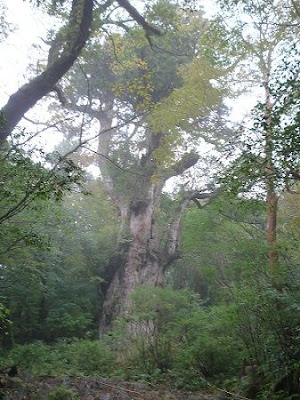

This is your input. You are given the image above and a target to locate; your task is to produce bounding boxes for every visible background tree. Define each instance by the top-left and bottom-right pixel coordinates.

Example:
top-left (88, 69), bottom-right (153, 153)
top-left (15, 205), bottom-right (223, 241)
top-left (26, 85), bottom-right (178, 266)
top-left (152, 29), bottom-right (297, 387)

top-left (208, 0), bottom-right (300, 276)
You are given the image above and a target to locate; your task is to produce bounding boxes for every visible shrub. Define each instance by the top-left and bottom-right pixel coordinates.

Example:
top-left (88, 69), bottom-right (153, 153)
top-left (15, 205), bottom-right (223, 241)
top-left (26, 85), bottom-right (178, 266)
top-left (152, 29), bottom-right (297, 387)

top-left (5, 339), bottom-right (116, 377)
top-left (47, 386), bottom-right (79, 400)
top-left (45, 304), bottom-right (93, 340)
top-left (116, 286), bottom-right (242, 387)
top-left (234, 276), bottom-right (300, 398)
top-left (60, 339), bottom-right (116, 376)
top-left (8, 341), bottom-right (60, 375)
top-left (172, 305), bottom-right (243, 381)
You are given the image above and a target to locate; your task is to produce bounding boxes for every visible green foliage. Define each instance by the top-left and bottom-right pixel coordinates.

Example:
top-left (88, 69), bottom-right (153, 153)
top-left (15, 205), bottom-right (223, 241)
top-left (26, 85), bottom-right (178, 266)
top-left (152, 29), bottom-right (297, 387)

top-left (108, 1), bottom-right (202, 109)
top-left (127, 286), bottom-right (200, 374)
top-left (234, 275), bottom-right (300, 397)
top-left (0, 143), bottom-right (84, 228)
top-left (63, 0), bottom-right (228, 176)
top-left (1, 3), bottom-right (299, 400)
top-left (6, 341), bottom-right (59, 375)
top-left (45, 304), bottom-right (93, 339)
top-left (1, 275), bottom-right (300, 397)
top-left (170, 192), bottom-right (300, 397)
top-left (112, 286), bottom-right (242, 389)
top-left (0, 303), bottom-right (11, 340)
top-left (168, 195), bottom-right (266, 303)
top-left (3, 339), bottom-right (116, 376)
top-left (178, 305), bottom-right (242, 374)
top-left (149, 56), bottom-right (225, 166)
top-left (0, 177), bottom-right (118, 345)
top-left (220, 51), bottom-right (300, 194)
top-left (63, 339), bottom-right (116, 376)
top-left (212, 0), bottom-right (300, 196)
top-left (47, 386), bottom-right (79, 400)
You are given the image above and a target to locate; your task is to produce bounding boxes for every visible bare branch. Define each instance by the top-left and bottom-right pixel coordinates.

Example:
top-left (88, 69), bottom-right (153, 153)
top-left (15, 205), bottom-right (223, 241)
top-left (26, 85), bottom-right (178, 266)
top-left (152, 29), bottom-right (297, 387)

top-left (0, 112), bottom-right (146, 225)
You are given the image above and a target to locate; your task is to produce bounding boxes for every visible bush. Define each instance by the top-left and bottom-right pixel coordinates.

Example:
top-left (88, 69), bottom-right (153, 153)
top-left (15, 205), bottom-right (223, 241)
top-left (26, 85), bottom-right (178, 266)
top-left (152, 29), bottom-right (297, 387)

top-left (234, 276), bottom-right (300, 398)
top-left (124, 287), bottom-right (201, 374)
top-left (115, 286), bottom-right (242, 388)
top-left (4, 339), bottom-right (116, 377)
top-left (59, 339), bottom-right (116, 376)
top-left (45, 304), bottom-right (93, 340)
top-left (171, 304), bottom-right (243, 384)
top-left (8, 341), bottom-right (61, 375)
top-left (4, 281), bottom-right (299, 399)
top-left (47, 386), bottom-right (79, 400)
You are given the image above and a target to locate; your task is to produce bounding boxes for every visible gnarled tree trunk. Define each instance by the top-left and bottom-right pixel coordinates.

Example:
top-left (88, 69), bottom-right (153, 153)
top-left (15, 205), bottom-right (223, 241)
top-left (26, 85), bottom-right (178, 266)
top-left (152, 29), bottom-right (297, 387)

top-left (100, 182), bottom-right (165, 330)
top-left (95, 110), bottom-right (199, 331)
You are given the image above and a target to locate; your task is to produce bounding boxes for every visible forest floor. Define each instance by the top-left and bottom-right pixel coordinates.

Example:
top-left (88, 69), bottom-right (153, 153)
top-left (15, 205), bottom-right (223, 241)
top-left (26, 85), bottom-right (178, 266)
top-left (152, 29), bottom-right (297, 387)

top-left (0, 375), bottom-right (224, 400)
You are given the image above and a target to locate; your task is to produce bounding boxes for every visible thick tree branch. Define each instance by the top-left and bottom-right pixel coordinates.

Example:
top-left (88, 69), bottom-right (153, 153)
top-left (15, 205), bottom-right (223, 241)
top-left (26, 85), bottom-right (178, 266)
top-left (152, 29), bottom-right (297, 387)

top-left (163, 152), bottom-right (199, 179)
top-left (0, 0), bottom-right (163, 146)
top-left (0, 0), bottom-right (95, 146)
top-left (184, 186), bottom-right (223, 209)
top-left (291, 0), bottom-right (300, 19)
top-left (116, 0), bottom-right (162, 36)
top-left (289, 169), bottom-right (300, 180)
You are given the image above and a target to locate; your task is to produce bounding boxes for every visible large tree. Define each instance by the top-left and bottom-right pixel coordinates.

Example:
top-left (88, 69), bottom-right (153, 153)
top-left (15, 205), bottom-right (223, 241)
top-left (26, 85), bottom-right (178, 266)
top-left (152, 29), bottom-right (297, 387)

top-left (48, 0), bottom-right (228, 329)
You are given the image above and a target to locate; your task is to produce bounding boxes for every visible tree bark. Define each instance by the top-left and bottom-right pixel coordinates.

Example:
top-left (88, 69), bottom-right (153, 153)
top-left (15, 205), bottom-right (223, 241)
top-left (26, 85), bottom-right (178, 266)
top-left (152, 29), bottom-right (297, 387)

top-left (100, 181), bottom-right (197, 331)
top-left (266, 188), bottom-right (278, 272)
top-left (263, 56), bottom-right (279, 275)
top-left (0, 0), bottom-right (94, 146)
top-left (100, 182), bottom-right (165, 330)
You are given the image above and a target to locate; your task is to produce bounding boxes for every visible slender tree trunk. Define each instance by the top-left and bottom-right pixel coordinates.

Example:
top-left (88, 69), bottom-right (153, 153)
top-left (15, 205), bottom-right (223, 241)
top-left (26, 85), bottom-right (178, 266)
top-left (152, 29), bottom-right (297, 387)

top-left (263, 66), bottom-right (279, 275)
top-left (265, 133), bottom-right (279, 274)
top-left (266, 187), bottom-right (278, 273)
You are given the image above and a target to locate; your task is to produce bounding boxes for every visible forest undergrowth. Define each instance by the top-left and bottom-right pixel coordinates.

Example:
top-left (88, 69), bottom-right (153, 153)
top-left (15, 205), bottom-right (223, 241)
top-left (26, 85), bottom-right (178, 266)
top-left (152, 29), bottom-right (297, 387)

top-left (1, 278), bottom-right (300, 400)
